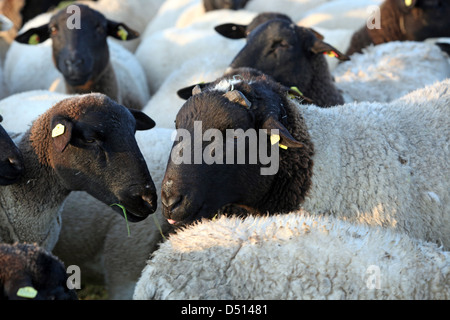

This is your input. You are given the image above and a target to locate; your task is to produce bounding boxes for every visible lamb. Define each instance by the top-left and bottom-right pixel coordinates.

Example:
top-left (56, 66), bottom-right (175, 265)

top-left (160, 68), bottom-right (450, 249)
top-left (346, 0), bottom-right (450, 56)
top-left (0, 116), bottom-right (23, 185)
top-left (334, 40), bottom-right (450, 103)
top-left (52, 127), bottom-right (175, 300)
top-left (206, 13), bottom-right (350, 106)
top-left (7, 5), bottom-right (150, 110)
top-left (133, 213), bottom-right (450, 300)
top-left (0, 242), bottom-right (77, 300)
top-left (0, 93), bottom-right (158, 251)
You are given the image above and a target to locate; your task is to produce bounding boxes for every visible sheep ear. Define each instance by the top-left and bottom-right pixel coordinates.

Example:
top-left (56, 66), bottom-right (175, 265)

top-left (214, 23), bottom-right (248, 39)
top-left (436, 42), bottom-right (450, 56)
top-left (262, 116), bottom-right (304, 149)
top-left (177, 83), bottom-right (209, 100)
top-left (51, 118), bottom-right (73, 153)
top-left (128, 109), bottom-right (156, 131)
top-left (223, 90), bottom-right (252, 109)
top-left (3, 275), bottom-right (37, 300)
top-left (309, 28), bottom-right (324, 41)
top-left (15, 24), bottom-right (50, 45)
top-left (310, 39), bottom-right (350, 61)
top-left (107, 20), bottom-right (139, 41)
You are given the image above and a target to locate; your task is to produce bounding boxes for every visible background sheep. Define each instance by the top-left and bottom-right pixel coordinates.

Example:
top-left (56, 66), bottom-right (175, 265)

top-left (161, 70), bottom-right (450, 249)
top-left (0, 116), bottom-right (23, 185)
top-left (334, 41), bottom-right (450, 103)
top-left (346, 0), bottom-right (450, 56)
top-left (0, 0), bottom-right (24, 61)
top-left (0, 242), bottom-right (77, 300)
top-left (0, 93), bottom-right (158, 251)
top-left (133, 213), bottom-right (450, 300)
top-left (5, 5), bottom-right (150, 109)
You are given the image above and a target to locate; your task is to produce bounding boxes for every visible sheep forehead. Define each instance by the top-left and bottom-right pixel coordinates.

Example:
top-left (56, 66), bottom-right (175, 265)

top-left (212, 78), bottom-right (251, 93)
top-left (51, 4), bottom-right (105, 25)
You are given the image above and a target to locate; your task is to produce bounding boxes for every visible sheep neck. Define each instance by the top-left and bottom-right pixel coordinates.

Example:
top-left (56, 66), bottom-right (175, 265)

top-left (65, 62), bottom-right (119, 102)
top-left (0, 130), bottom-right (70, 251)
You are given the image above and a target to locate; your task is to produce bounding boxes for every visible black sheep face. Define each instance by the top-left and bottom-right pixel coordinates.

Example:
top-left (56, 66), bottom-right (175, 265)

top-left (162, 73), bottom-right (306, 225)
top-left (398, 0), bottom-right (450, 40)
top-left (0, 119), bottom-right (24, 186)
top-left (203, 0), bottom-right (250, 11)
top-left (46, 95), bottom-right (157, 222)
top-left (15, 4), bottom-right (138, 87)
top-left (222, 19), bottom-right (348, 90)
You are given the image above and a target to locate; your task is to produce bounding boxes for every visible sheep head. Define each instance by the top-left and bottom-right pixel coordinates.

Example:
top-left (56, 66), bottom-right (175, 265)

top-left (163, 69), bottom-right (314, 225)
top-left (29, 93), bottom-right (157, 222)
top-left (203, 0), bottom-right (250, 12)
top-left (14, 5), bottom-right (139, 89)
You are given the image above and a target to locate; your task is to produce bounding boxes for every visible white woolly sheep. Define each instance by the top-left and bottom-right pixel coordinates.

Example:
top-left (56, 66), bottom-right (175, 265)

top-left (5, 5), bottom-right (150, 109)
top-left (0, 0), bottom-right (24, 61)
top-left (52, 127), bottom-right (175, 300)
top-left (0, 242), bottom-right (77, 300)
top-left (133, 213), bottom-right (450, 300)
top-left (0, 93), bottom-right (158, 251)
top-left (334, 41), bottom-right (450, 103)
top-left (161, 69), bottom-right (450, 249)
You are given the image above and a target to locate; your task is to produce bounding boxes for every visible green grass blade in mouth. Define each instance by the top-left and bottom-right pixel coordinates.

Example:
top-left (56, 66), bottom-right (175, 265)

top-left (110, 203), bottom-right (131, 237)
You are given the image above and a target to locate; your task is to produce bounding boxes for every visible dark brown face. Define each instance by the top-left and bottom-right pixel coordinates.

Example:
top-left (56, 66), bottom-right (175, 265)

top-left (203, 0), bottom-right (250, 11)
top-left (0, 120), bottom-right (24, 186)
top-left (48, 95), bottom-right (157, 222)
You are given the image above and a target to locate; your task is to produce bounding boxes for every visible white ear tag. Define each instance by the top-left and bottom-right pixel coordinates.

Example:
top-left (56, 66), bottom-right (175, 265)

top-left (52, 124), bottom-right (65, 138)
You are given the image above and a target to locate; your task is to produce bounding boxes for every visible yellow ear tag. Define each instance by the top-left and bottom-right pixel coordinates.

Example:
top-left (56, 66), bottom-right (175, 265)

top-left (279, 144), bottom-right (288, 150)
top-left (17, 286), bottom-right (38, 299)
top-left (326, 51), bottom-right (338, 58)
top-left (117, 26), bottom-right (128, 41)
top-left (52, 124), bottom-right (65, 138)
top-left (405, 0), bottom-right (412, 6)
top-left (28, 34), bottom-right (40, 45)
top-left (270, 134), bottom-right (280, 145)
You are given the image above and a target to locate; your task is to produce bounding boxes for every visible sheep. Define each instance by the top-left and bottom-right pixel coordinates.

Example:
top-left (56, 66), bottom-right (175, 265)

top-left (346, 0), bottom-right (450, 56)
top-left (52, 127), bottom-right (175, 300)
top-left (0, 93), bottom-right (158, 251)
top-left (160, 68), bottom-right (450, 250)
top-left (6, 5), bottom-right (150, 110)
top-left (0, 116), bottom-right (23, 185)
top-left (209, 13), bottom-right (350, 107)
top-left (333, 40), bottom-right (450, 103)
top-left (0, 242), bottom-right (77, 300)
top-left (133, 213), bottom-right (450, 300)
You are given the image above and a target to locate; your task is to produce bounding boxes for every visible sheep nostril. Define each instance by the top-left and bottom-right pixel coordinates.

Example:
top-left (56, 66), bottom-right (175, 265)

top-left (8, 157), bottom-right (23, 170)
top-left (161, 194), bottom-right (183, 211)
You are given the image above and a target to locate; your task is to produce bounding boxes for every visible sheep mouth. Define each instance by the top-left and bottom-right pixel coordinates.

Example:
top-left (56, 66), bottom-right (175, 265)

top-left (110, 204), bottom-right (150, 223)
top-left (0, 173), bottom-right (22, 185)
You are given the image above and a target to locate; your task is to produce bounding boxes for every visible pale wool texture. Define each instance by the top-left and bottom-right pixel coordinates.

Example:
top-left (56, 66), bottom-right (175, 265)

top-left (133, 213), bottom-right (450, 300)
top-left (334, 41), bottom-right (450, 103)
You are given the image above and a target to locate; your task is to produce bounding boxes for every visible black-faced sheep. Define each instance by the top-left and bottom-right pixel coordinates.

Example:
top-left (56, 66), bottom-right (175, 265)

top-left (0, 242), bottom-right (77, 300)
top-left (0, 93), bottom-right (157, 251)
top-left (13, 4), bottom-right (148, 110)
top-left (180, 13), bottom-right (349, 107)
top-left (346, 0), bottom-right (450, 56)
top-left (0, 116), bottom-right (23, 185)
top-left (161, 68), bottom-right (450, 249)
top-left (203, 0), bottom-right (249, 11)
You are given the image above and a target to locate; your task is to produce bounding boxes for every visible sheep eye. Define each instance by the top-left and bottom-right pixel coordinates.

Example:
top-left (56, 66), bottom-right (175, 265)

top-left (50, 26), bottom-right (58, 36)
top-left (84, 138), bottom-right (96, 144)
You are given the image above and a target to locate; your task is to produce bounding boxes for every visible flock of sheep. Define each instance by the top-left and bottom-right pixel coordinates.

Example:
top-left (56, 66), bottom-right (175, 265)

top-left (0, 0), bottom-right (449, 300)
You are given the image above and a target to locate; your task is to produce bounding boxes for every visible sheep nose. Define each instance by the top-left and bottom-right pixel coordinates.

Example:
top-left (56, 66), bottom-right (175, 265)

top-left (8, 157), bottom-right (23, 171)
top-left (161, 192), bottom-right (183, 211)
top-left (64, 58), bottom-right (84, 69)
